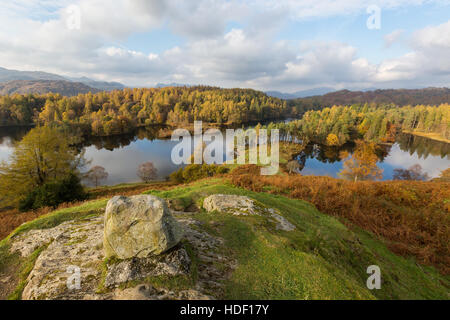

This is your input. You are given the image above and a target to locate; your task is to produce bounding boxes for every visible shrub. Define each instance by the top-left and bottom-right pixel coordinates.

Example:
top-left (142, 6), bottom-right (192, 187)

top-left (169, 164), bottom-right (229, 183)
top-left (19, 174), bottom-right (87, 211)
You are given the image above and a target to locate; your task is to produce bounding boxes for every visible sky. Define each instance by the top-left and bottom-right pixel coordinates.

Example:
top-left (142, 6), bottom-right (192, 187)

top-left (1, 0), bottom-right (450, 92)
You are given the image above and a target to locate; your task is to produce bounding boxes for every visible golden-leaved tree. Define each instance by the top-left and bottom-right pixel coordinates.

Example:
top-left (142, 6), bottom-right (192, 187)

top-left (0, 126), bottom-right (87, 206)
top-left (339, 140), bottom-right (383, 182)
top-left (326, 133), bottom-right (340, 146)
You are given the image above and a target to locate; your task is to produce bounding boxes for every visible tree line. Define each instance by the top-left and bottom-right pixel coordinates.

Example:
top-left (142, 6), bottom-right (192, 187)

top-left (0, 86), bottom-right (297, 136)
top-left (264, 103), bottom-right (450, 146)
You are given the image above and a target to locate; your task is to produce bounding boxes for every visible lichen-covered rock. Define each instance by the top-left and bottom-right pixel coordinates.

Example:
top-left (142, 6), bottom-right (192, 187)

top-left (20, 216), bottom-right (105, 300)
top-left (268, 209), bottom-right (296, 231)
top-left (112, 285), bottom-right (212, 300)
top-left (8, 207), bottom-right (230, 300)
top-left (203, 194), bottom-right (260, 216)
top-left (104, 247), bottom-right (191, 288)
top-left (104, 195), bottom-right (184, 259)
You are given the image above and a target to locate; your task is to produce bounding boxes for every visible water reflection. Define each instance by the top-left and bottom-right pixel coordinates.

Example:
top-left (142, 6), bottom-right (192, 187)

top-left (0, 127), bottom-right (449, 184)
top-left (295, 134), bottom-right (449, 179)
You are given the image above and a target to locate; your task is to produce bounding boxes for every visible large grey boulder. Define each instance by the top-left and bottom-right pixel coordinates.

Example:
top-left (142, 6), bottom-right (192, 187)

top-left (104, 195), bottom-right (183, 259)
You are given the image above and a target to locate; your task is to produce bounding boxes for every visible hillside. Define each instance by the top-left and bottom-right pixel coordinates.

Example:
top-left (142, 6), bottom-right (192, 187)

top-left (68, 77), bottom-right (126, 91)
top-left (0, 80), bottom-right (99, 96)
top-left (0, 179), bottom-right (448, 300)
top-left (266, 87), bottom-right (335, 99)
top-left (0, 67), bottom-right (125, 93)
top-left (293, 88), bottom-right (450, 107)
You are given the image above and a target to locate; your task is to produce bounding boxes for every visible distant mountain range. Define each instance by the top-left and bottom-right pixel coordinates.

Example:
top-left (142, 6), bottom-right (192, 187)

top-left (0, 80), bottom-right (100, 96)
top-left (0, 67), bottom-right (126, 95)
top-left (155, 82), bottom-right (193, 88)
top-left (0, 67), bottom-right (66, 82)
top-left (266, 87), bottom-right (336, 99)
top-left (67, 76), bottom-right (126, 91)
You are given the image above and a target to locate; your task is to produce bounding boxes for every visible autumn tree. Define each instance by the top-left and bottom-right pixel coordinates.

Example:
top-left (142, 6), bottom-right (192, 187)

top-left (0, 126), bottom-right (87, 206)
top-left (339, 140), bottom-right (383, 182)
top-left (137, 162), bottom-right (158, 183)
top-left (286, 160), bottom-right (302, 174)
top-left (393, 164), bottom-right (429, 181)
top-left (326, 133), bottom-right (340, 146)
top-left (433, 167), bottom-right (450, 182)
top-left (85, 166), bottom-right (109, 187)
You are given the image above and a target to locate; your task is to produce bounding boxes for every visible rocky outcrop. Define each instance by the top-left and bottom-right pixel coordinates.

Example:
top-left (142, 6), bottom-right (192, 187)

top-left (104, 247), bottom-right (191, 288)
top-left (8, 202), bottom-right (232, 300)
top-left (7, 193), bottom-right (295, 300)
top-left (203, 194), bottom-right (261, 216)
top-left (104, 195), bottom-right (184, 259)
top-left (18, 216), bottom-right (105, 300)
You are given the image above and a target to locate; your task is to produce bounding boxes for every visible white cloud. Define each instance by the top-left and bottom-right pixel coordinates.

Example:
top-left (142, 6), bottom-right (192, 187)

top-left (0, 1), bottom-right (450, 90)
top-left (249, 0), bottom-right (442, 20)
top-left (384, 29), bottom-right (404, 48)
top-left (413, 20), bottom-right (450, 49)
top-left (251, 42), bottom-right (377, 91)
top-left (374, 20), bottom-right (450, 85)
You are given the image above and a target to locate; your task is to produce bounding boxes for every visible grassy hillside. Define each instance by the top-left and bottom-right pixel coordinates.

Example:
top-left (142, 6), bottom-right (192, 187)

top-left (231, 166), bottom-right (450, 275)
top-left (145, 180), bottom-right (449, 300)
top-left (2, 178), bottom-right (447, 300)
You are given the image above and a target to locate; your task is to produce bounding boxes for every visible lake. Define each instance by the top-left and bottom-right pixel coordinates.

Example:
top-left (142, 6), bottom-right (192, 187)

top-left (0, 126), bottom-right (449, 185)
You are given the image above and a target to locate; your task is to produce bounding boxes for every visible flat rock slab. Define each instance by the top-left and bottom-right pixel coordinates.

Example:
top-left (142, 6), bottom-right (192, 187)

top-left (19, 216), bottom-right (105, 300)
top-left (203, 194), bottom-right (296, 231)
top-left (105, 247), bottom-right (191, 288)
top-left (268, 210), bottom-right (296, 231)
top-left (112, 284), bottom-right (212, 300)
top-left (203, 194), bottom-right (262, 216)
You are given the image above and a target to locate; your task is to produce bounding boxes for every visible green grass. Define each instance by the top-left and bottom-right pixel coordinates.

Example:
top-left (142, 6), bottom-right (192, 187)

top-left (86, 181), bottom-right (166, 192)
top-left (147, 179), bottom-right (450, 300)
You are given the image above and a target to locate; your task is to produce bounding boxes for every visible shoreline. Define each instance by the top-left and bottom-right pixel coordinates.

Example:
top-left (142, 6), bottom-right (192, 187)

top-left (402, 131), bottom-right (450, 144)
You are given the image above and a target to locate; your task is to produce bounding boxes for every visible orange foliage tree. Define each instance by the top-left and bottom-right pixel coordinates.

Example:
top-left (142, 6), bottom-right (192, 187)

top-left (339, 140), bottom-right (383, 182)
